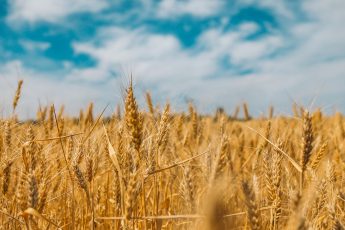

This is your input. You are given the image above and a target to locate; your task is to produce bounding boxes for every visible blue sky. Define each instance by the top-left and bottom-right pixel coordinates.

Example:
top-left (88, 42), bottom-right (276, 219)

top-left (0, 0), bottom-right (345, 118)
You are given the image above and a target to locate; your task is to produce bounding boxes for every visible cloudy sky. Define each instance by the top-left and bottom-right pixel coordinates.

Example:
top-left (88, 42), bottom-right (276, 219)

top-left (0, 0), bottom-right (344, 118)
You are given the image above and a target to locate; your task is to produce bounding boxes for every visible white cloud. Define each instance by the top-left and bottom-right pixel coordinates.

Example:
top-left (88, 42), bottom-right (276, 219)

top-left (7, 0), bottom-right (108, 24)
top-left (72, 27), bottom-right (198, 83)
top-left (196, 24), bottom-right (283, 67)
top-left (230, 36), bottom-right (282, 64)
top-left (256, 0), bottom-right (294, 20)
top-left (72, 22), bottom-right (276, 85)
top-left (237, 0), bottom-right (295, 20)
top-left (19, 40), bottom-right (50, 52)
top-left (157, 0), bottom-right (224, 18)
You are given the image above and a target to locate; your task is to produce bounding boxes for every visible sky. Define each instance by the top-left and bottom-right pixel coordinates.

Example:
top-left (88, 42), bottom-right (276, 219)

top-left (0, 0), bottom-right (345, 118)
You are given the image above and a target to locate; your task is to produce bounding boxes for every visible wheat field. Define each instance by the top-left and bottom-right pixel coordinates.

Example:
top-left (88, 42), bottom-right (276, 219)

top-left (0, 80), bottom-right (344, 230)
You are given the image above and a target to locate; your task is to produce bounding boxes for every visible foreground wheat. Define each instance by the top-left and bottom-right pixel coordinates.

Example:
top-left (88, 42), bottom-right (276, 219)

top-left (0, 80), bottom-right (344, 229)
